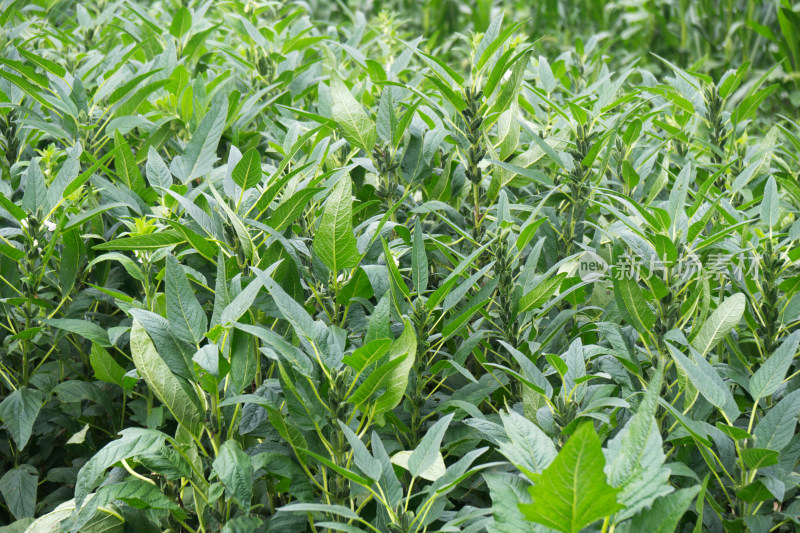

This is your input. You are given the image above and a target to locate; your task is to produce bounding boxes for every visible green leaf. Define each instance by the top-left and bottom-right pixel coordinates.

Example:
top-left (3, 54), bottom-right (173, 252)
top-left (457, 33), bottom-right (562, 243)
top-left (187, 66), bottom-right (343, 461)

top-left (75, 427), bottom-right (166, 506)
top-left (213, 440), bottom-right (253, 509)
top-left (170, 6), bottom-right (192, 38)
top-left (166, 253), bottom-right (207, 345)
top-left (232, 148), bottom-right (262, 190)
top-left (93, 231), bottom-right (185, 251)
top-left (411, 217), bottom-right (428, 295)
top-left (760, 176), bottom-right (780, 229)
top-left (613, 276), bottom-right (655, 335)
top-left (750, 331), bottom-right (800, 400)
top-left (0, 465), bottom-right (37, 520)
top-left (619, 486), bottom-right (700, 533)
top-left (497, 409), bottom-right (557, 475)
top-left (268, 187), bottom-right (323, 232)
top-left (113, 131), bottom-right (154, 202)
top-left (90, 344), bottom-right (128, 388)
top-left (485, 472), bottom-right (536, 533)
top-left (376, 86), bottom-right (398, 144)
top-left (739, 448), bottom-right (779, 470)
top-left (0, 387), bottom-right (44, 450)
top-left (408, 413), bottom-right (454, 479)
top-left (44, 318), bottom-right (111, 347)
top-left (519, 273), bottom-right (567, 313)
top-left (220, 277), bottom-right (263, 326)
top-left (337, 421), bottom-right (382, 481)
top-left (330, 74), bottom-right (376, 151)
top-left (690, 293), bottom-right (745, 356)
top-left (372, 318), bottom-right (417, 417)
top-left (754, 389), bottom-right (800, 451)
top-left (145, 147), bottom-right (172, 190)
top-left (519, 422), bottom-right (624, 533)
top-left (314, 175), bottom-right (359, 273)
top-left (604, 364), bottom-right (672, 520)
top-left (22, 160), bottom-right (46, 213)
top-left (666, 343), bottom-right (737, 417)
top-left (130, 320), bottom-right (204, 436)
top-left (279, 502), bottom-right (359, 521)
top-left (174, 96), bottom-right (228, 183)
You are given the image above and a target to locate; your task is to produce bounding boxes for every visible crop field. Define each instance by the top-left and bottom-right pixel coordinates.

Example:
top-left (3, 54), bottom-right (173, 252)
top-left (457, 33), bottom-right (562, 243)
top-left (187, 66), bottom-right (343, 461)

top-left (1, 0), bottom-right (800, 532)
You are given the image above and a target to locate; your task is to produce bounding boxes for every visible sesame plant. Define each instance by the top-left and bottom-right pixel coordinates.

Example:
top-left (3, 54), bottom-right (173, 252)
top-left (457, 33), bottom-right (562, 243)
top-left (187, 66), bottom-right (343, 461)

top-left (1, 1), bottom-right (800, 532)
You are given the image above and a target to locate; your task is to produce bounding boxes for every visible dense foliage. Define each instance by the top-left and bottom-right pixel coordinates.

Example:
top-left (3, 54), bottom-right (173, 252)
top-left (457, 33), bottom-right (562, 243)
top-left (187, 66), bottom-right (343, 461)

top-left (1, 0), bottom-right (800, 532)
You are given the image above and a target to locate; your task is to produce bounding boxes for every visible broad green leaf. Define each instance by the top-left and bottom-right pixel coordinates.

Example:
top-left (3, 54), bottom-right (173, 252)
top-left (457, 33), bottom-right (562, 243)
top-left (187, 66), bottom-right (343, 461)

top-left (314, 175), bottom-right (359, 273)
top-left (90, 344), bottom-right (128, 387)
top-left (166, 253), bottom-right (207, 345)
top-left (497, 409), bottom-right (557, 475)
top-left (740, 448), bottom-right (779, 470)
top-left (22, 499), bottom-right (123, 533)
top-left (754, 389), bottom-right (800, 451)
top-left (485, 472), bottom-right (536, 533)
top-left (0, 465), bottom-right (37, 519)
top-left (372, 318), bottom-right (417, 417)
top-left (268, 187), bottom-right (323, 232)
top-left (130, 320), bottom-right (204, 436)
top-left (330, 74), bottom-right (376, 150)
top-left (604, 364), bottom-right (672, 520)
top-left (75, 427), bottom-right (166, 506)
top-left (520, 422), bottom-right (623, 533)
top-left (22, 160), bottom-right (46, 213)
top-left (618, 486), bottom-right (700, 533)
top-left (376, 86), bottom-right (397, 144)
top-left (690, 293), bottom-right (745, 356)
top-left (0, 388), bottom-right (44, 450)
top-left (213, 440), bottom-right (253, 509)
top-left (749, 331), bottom-right (800, 399)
